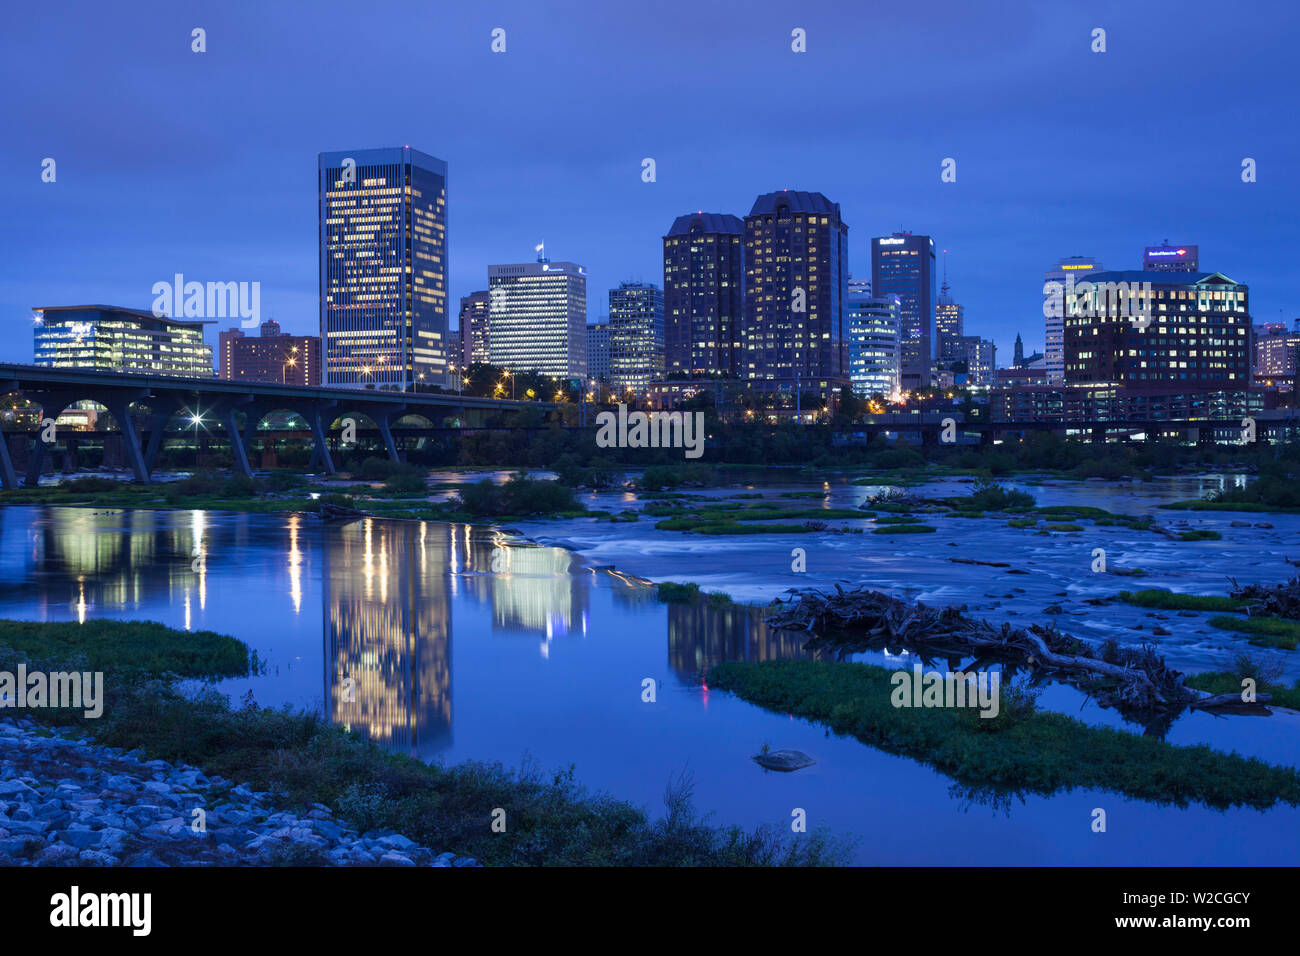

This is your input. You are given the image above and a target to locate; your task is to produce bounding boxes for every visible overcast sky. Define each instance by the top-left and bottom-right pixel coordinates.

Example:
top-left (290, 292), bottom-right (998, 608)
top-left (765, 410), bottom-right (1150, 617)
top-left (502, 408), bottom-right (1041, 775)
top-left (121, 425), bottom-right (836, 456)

top-left (3, 0), bottom-right (1297, 364)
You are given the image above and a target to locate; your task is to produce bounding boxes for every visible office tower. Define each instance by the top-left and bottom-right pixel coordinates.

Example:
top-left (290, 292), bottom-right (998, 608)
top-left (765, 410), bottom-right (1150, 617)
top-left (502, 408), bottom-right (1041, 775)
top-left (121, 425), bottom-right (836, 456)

top-left (1143, 243), bottom-right (1198, 273)
top-left (960, 336), bottom-right (996, 386)
top-left (223, 324), bottom-right (321, 386)
top-left (846, 290), bottom-right (901, 400)
top-left (318, 146), bottom-right (448, 389)
top-left (1064, 270), bottom-right (1251, 386)
top-left (587, 319), bottom-right (611, 383)
top-left (218, 327), bottom-right (245, 379)
top-left (935, 280), bottom-right (965, 366)
top-left (459, 291), bottom-right (490, 367)
top-left (1252, 320), bottom-right (1300, 392)
top-left (608, 281), bottom-right (665, 396)
top-left (487, 258), bottom-right (587, 378)
top-left (742, 190), bottom-right (849, 396)
top-left (1044, 256), bottom-right (1102, 384)
top-left (871, 232), bottom-right (936, 392)
top-left (33, 305), bottom-right (213, 377)
top-left (662, 212), bottom-right (745, 377)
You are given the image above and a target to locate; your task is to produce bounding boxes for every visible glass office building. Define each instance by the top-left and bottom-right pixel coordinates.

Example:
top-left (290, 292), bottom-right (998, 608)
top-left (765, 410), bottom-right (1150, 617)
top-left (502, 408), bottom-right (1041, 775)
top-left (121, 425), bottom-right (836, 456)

top-left (1044, 256), bottom-right (1102, 385)
top-left (871, 232), bottom-right (936, 392)
top-left (608, 281), bottom-right (664, 396)
top-left (846, 291), bottom-right (901, 400)
top-left (33, 305), bottom-right (213, 377)
top-left (319, 146), bottom-right (449, 389)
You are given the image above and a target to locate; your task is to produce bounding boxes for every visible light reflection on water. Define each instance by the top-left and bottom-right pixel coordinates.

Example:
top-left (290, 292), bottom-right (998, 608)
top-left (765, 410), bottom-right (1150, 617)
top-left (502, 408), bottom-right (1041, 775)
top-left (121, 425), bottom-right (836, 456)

top-left (0, 502), bottom-right (1296, 865)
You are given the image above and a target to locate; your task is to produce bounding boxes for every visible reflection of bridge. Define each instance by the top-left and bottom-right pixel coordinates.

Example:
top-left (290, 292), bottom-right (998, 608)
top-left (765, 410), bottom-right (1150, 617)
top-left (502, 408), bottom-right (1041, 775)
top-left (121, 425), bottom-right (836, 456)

top-left (0, 363), bottom-right (554, 488)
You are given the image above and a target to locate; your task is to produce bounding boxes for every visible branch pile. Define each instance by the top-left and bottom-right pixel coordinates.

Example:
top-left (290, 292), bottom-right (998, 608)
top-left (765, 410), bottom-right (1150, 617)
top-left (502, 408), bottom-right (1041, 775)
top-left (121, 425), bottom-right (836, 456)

top-left (1229, 574), bottom-right (1300, 620)
top-left (765, 585), bottom-right (1269, 724)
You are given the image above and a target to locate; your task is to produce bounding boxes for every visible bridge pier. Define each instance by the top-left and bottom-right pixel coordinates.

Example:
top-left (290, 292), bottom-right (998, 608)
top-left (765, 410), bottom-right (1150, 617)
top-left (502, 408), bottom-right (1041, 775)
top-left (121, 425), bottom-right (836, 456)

top-left (142, 398), bottom-right (182, 478)
top-left (104, 394), bottom-right (150, 483)
top-left (221, 404), bottom-right (253, 478)
top-left (0, 433), bottom-right (17, 490)
top-left (373, 407), bottom-right (404, 463)
top-left (300, 402), bottom-right (336, 476)
top-left (24, 391), bottom-right (80, 487)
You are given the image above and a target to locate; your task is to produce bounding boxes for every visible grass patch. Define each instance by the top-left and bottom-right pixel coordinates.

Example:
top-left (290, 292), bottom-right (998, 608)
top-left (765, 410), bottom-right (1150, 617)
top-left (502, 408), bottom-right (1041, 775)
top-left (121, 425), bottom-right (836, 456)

top-left (870, 524), bottom-right (936, 535)
top-left (873, 515), bottom-right (921, 525)
top-left (707, 659), bottom-right (1300, 809)
top-left (0, 618), bottom-right (253, 679)
top-left (1177, 529), bottom-right (1223, 541)
top-left (1118, 590), bottom-right (1247, 612)
top-left (1043, 523), bottom-right (1085, 532)
top-left (1007, 518), bottom-right (1037, 529)
top-left (1207, 615), bottom-right (1300, 650)
top-left (1184, 672), bottom-right (1300, 710)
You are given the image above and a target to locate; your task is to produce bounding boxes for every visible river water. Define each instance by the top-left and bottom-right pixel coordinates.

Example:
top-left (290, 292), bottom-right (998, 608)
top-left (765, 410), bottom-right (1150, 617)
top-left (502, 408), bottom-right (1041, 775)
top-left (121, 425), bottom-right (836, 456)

top-left (0, 471), bottom-right (1296, 865)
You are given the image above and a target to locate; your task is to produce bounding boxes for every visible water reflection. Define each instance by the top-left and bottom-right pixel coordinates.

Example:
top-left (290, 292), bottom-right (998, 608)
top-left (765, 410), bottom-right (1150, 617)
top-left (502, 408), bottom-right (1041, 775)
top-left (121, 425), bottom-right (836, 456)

top-left (665, 601), bottom-right (823, 680)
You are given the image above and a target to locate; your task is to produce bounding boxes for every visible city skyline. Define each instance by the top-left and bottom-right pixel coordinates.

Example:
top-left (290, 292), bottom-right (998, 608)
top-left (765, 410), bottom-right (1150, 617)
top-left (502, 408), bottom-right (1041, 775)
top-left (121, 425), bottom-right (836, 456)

top-left (4, 0), bottom-right (1297, 371)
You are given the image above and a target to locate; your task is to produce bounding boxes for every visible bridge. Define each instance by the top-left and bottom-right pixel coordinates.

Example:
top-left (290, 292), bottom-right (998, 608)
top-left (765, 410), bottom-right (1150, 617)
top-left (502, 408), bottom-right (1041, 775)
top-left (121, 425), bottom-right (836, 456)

top-left (0, 363), bottom-right (555, 489)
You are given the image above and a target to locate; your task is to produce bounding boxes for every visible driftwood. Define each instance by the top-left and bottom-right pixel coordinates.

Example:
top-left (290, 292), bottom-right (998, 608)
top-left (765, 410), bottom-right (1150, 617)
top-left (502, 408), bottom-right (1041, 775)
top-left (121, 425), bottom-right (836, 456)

top-left (1228, 574), bottom-right (1300, 620)
top-left (764, 585), bottom-right (1271, 728)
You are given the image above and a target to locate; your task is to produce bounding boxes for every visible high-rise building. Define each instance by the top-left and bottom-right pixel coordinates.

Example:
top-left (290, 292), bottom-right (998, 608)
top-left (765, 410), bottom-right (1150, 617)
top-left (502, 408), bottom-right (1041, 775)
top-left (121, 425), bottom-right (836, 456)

top-left (487, 258), bottom-right (587, 378)
top-left (1044, 256), bottom-right (1102, 384)
top-left (960, 336), bottom-right (996, 386)
top-left (586, 318), bottom-right (611, 384)
top-left (218, 327), bottom-right (245, 379)
top-left (846, 290), bottom-right (901, 400)
top-left (222, 323), bottom-right (321, 386)
top-left (33, 305), bottom-right (213, 377)
top-left (1143, 243), bottom-right (1198, 273)
top-left (608, 281), bottom-right (665, 396)
top-left (459, 291), bottom-right (490, 367)
top-left (742, 190), bottom-right (849, 397)
top-left (318, 146), bottom-right (449, 390)
top-left (871, 232), bottom-right (936, 392)
top-left (1252, 320), bottom-right (1300, 392)
top-left (662, 212), bottom-right (745, 378)
top-left (1064, 270), bottom-right (1251, 386)
top-left (935, 280), bottom-right (965, 366)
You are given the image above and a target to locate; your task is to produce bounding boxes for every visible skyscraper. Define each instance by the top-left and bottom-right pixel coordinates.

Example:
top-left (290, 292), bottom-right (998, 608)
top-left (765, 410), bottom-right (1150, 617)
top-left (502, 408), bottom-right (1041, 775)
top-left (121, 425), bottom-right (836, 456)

top-left (935, 280), bottom-right (965, 366)
top-left (871, 232), bottom-right (936, 392)
top-left (318, 146), bottom-right (448, 390)
top-left (662, 212), bottom-right (745, 378)
top-left (846, 289), bottom-right (901, 400)
top-left (1043, 255), bottom-right (1102, 384)
top-left (742, 190), bottom-right (849, 397)
top-left (586, 319), bottom-right (611, 384)
top-left (458, 291), bottom-right (490, 366)
top-left (487, 258), bottom-right (587, 378)
top-left (608, 281), bottom-right (665, 396)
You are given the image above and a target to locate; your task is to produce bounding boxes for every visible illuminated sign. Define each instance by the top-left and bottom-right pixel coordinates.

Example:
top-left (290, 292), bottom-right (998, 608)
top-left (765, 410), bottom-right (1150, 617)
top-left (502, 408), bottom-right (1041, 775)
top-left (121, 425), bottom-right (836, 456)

top-left (878, 238), bottom-right (906, 246)
top-left (1060, 264), bottom-right (1096, 270)
top-left (67, 322), bottom-right (93, 338)
top-left (1147, 248), bottom-right (1187, 257)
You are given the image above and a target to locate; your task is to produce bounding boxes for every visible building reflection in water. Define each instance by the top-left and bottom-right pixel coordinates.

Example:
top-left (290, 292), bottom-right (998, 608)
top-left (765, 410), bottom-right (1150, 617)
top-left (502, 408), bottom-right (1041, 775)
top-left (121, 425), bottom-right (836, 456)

top-left (323, 518), bottom-right (453, 756)
top-left (665, 598), bottom-right (824, 681)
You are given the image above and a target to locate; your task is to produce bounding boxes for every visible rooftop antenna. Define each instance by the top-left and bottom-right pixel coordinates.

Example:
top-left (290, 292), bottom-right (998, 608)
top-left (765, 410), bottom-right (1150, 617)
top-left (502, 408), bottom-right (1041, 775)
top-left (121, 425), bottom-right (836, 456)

top-left (535, 241), bottom-right (547, 263)
top-left (941, 250), bottom-right (950, 296)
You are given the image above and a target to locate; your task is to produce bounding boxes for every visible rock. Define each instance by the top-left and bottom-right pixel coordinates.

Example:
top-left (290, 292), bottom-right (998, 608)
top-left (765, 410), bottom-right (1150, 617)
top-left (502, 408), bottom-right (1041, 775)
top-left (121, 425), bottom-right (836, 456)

top-left (375, 834), bottom-right (418, 852)
top-left (1254, 522), bottom-right (1274, 529)
top-left (0, 781), bottom-right (36, 798)
top-left (56, 828), bottom-right (103, 850)
top-left (379, 851), bottom-right (416, 867)
top-left (752, 749), bottom-right (816, 772)
top-left (452, 857), bottom-right (479, 868)
top-left (1152, 626), bottom-right (1172, 636)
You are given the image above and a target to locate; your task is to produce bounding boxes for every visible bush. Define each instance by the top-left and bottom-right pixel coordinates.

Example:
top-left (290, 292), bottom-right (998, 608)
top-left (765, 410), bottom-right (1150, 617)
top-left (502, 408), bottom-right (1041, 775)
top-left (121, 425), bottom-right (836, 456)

top-left (966, 478), bottom-right (1035, 512)
top-left (384, 471), bottom-right (428, 494)
top-left (456, 472), bottom-right (582, 516)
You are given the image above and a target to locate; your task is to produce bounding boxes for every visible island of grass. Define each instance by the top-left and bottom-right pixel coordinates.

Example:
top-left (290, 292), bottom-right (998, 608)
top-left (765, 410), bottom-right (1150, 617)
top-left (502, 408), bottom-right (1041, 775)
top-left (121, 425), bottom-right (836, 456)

top-left (2, 617), bottom-right (845, 866)
top-left (1118, 589), bottom-right (1300, 649)
top-left (707, 659), bottom-right (1300, 809)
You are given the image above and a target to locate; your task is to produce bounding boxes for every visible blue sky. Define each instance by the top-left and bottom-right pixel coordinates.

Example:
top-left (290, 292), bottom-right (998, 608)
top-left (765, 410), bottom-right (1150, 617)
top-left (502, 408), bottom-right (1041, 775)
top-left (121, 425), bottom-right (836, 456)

top-left (3, 0), bottom-right (1297, 365)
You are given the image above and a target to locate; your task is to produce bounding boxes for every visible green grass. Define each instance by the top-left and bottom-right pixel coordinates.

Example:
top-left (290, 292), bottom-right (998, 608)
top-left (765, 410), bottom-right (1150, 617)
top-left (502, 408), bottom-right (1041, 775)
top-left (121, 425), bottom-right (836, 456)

top-left (1162, 501), bottom-right (1291, 513)
top-left (708, 659), bottom-right (1300, 809)
top-left (1007, 518), bottom-right (1037, 528)
top-left (0, 618), bottom-right (253, 678)
top-left (1043, 523), bottom-right (1085, 532)
top-left (870, 524), bottom-right (936, 535)
top-left (1178, 529), bottom-right (1223, 541)
top-left (1118, 589), bottom-right (1247, 612)
top-left (873, 515), bottom-right (921, 525)
top-left (1207, 615), bottom-right (1300, 650)
top-left (1183, 672), bottom-right (1300, 710)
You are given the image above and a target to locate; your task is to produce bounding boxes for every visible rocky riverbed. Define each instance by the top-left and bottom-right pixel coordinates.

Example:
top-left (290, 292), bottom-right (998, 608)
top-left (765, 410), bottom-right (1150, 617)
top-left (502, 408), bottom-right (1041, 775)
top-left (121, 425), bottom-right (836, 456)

top-left (0, 717), bottom-right (478, 867)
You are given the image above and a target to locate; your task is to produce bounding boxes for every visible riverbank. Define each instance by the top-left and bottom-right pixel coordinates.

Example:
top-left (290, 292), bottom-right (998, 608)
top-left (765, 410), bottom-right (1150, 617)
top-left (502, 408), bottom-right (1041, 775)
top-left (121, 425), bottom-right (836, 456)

top-left (0, 618), bottom-right (848, 866)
